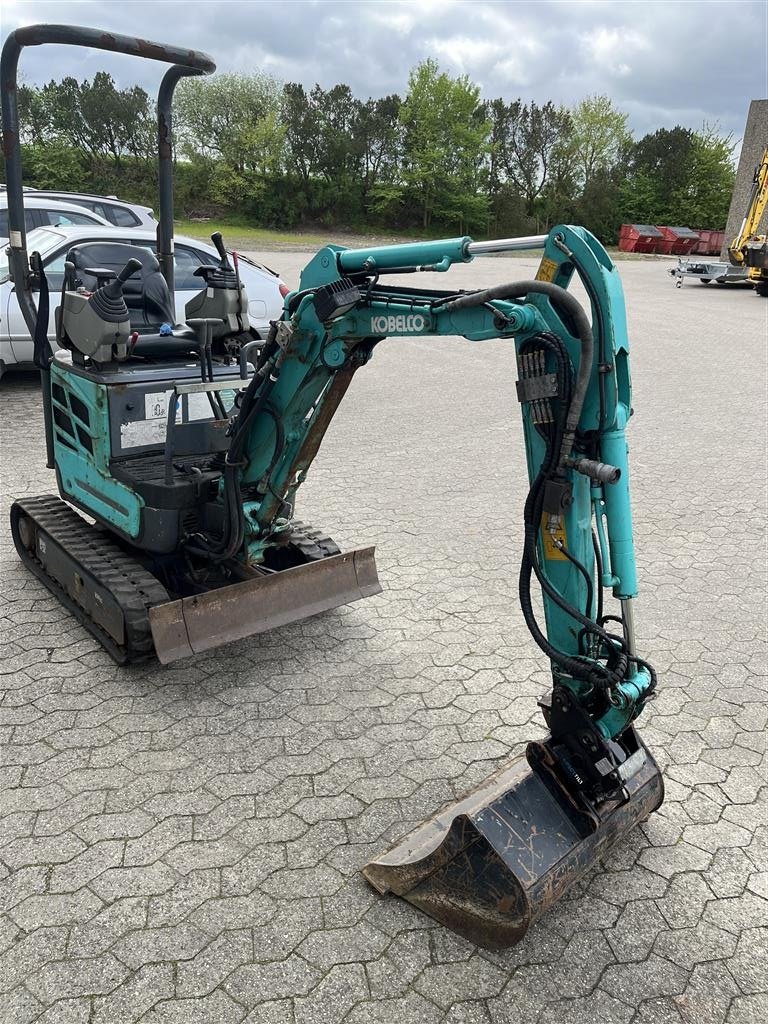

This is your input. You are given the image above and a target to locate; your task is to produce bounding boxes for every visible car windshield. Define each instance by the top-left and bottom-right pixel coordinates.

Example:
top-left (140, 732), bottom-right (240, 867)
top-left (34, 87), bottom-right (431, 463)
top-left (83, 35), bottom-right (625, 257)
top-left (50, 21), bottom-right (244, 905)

top-left (0, 228), bottom-right (66, 284)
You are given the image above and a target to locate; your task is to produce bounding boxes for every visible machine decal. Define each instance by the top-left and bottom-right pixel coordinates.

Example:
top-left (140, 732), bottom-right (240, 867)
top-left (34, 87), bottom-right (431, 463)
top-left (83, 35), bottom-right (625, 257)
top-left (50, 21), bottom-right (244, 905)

top-left (540, 513), bottom-right (568, 560)
top-left (145, 390), bottom-right (174, 419)
top-left (370, 313), bottom-right (428, 334)
top-left (535, 257), bottom-right (559, 283)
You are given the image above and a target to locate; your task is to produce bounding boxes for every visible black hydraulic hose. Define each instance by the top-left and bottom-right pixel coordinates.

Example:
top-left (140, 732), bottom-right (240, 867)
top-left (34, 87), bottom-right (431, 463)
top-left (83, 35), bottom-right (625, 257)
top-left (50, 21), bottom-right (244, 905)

top-left (516, 333), bottom-right (628, 691)
top-left (445, 281), bottom-right (593, 469)
top-left (555, 540), bottom-right (594, 619)
top-left (592, 530), bottom-right (604, 623)
top-left (260, 404), bottom-right (286, 483)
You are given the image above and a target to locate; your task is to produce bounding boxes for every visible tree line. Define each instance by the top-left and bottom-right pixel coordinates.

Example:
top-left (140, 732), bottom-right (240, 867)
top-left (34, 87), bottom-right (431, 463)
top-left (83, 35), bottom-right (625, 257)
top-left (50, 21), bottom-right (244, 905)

top-left (9, 60), bottom-right (736, 242)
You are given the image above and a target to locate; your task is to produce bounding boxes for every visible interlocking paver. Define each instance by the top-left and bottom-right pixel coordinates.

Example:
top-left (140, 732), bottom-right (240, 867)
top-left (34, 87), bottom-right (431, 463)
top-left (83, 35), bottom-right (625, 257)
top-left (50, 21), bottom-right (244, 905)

top-left (92, 964), bottom-right (174, 1024)
top-left (224, 954), bottom-right (321, 1006)
top-left (138, 990), bottom-right (245, 1023)
top-left (176, 929), bottom-right (252, 996)
top-left (1, 257), bottom-right (766, 1023)
top-left (674, 961), bottom-right (741, 1024)
top-left (27, 953), bottom-right (130, 1001)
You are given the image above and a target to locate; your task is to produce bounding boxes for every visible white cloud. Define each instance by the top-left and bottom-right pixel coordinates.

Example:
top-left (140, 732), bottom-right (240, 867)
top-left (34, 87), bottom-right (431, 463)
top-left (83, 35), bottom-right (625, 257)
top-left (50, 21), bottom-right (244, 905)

top-left (2, 0), bottom-right (765, 140)
top-left (580, 26), bottom-right (650, 77)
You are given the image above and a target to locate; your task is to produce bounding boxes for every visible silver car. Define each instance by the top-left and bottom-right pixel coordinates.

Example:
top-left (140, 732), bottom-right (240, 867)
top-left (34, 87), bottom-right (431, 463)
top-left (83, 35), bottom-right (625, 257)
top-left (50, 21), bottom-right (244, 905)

top-left (2, 188), bottom-right (155, 229)
top-left (0, 197), bottom-right (110, 242)
top-left (0, 225), bottom-right (288, 376)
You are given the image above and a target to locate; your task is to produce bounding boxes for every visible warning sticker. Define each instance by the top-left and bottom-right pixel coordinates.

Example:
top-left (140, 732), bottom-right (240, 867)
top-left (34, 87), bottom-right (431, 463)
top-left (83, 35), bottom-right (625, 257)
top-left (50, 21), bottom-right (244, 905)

top-left (120, 418), bottom-right (168, 448)
top-left (535, 257), bottom-right (559, 283)
top-left (540, 513), bottom-right (568, 560)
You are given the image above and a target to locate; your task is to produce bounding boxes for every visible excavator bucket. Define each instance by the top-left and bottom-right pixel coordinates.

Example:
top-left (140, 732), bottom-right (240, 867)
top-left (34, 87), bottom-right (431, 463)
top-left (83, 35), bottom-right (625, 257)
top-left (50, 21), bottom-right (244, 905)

top-left (149, 547), bottom-right (381, 664)
top-left (363, 740), bottom-right (663, 949)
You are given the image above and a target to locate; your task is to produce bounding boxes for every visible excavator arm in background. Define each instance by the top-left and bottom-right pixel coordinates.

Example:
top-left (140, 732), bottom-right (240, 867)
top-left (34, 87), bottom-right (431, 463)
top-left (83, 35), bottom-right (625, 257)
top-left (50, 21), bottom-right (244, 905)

top-left (728, 146), bottom-right (768, 293)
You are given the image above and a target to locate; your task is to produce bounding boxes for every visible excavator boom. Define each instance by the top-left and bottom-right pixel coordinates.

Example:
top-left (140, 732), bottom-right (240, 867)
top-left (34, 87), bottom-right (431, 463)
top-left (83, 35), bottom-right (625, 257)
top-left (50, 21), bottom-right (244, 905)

top-left (728, 146), bottom-right (768, 289)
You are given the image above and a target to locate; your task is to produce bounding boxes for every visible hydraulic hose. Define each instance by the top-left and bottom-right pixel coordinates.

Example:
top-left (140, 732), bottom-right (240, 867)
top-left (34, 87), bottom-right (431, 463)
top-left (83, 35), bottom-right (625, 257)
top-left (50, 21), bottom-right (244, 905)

top-left (515, 331), bottom-right (627, 695)
top-left (444, 281), bottom-right (593, 469)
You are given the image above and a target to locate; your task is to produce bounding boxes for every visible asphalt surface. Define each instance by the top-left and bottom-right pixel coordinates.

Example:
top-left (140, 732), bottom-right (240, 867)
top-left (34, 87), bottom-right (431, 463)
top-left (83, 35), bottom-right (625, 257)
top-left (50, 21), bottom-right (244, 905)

top-left (1, 254), bottom-right (766, 1024)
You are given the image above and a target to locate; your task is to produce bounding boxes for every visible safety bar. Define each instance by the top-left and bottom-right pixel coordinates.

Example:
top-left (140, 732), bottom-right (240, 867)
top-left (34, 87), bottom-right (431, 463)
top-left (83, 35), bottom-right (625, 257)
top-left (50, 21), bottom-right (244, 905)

top-left (1, 24), bottom-right (214, 468)
top-left (157, 64), bottom-right (207, 305)
top-left (466, 235), bottom-right (548, 254)
top-left (1, 24), bottom-right (215, 337)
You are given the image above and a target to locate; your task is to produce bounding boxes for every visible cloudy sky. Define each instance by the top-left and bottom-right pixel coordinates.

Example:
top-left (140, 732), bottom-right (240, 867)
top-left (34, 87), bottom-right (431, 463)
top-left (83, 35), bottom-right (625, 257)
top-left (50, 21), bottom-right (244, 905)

top-left (3, 0), bottom-right (766, 143)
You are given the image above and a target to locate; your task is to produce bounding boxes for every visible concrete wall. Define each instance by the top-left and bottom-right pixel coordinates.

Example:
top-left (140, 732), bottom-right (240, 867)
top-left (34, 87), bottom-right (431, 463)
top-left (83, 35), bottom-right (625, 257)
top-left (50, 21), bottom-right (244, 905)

top-left (721, 99), bottom-right (768, 258)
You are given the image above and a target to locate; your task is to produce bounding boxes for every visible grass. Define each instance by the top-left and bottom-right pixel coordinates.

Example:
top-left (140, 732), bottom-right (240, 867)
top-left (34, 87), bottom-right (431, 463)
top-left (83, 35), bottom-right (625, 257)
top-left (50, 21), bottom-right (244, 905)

top-left (174, 219), bottom-right (331, 249)
top-left (174, 216), bottom-right (657, 259)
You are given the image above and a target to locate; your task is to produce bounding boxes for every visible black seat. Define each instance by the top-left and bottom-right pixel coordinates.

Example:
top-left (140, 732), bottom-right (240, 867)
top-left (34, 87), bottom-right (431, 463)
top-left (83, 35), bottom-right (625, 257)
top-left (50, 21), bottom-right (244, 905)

top-left (66, 242), bottom-right (199, 359)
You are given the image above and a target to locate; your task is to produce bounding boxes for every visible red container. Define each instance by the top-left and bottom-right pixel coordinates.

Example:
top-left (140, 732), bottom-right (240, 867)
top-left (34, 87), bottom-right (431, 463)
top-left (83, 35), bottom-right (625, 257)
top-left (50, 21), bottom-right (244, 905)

top-left (618, 224), bottom-right (664, 253)
top-left (692, 229), bottom-right (725, 255)
top-left (656, 226), bottom-right (700, 256)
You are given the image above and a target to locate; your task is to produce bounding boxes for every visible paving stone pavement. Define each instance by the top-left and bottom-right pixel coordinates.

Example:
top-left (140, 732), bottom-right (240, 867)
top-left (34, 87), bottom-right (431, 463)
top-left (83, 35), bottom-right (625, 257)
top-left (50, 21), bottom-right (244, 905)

top-left (1, 253), bottom-right (766, 1023)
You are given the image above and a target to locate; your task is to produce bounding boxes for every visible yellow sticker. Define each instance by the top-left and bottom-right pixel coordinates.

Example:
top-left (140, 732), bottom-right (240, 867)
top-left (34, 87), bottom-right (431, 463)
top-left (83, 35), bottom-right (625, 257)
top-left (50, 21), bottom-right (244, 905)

top-left (541, 513), bottom-right (568, 560)
top-left (535, 257), bottom-right (559, 283)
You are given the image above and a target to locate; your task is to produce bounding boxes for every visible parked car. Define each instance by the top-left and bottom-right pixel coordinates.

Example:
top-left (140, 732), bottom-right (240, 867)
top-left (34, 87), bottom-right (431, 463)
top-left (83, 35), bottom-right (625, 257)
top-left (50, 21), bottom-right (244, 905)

top-left (0, 197), bottom-right (110, 242)
top-left (0, 185), bottom-right (155, 229)
top-left (19, 190), bottom-right (156, 228)
top-left (0, 225), bottom-right (288, 377)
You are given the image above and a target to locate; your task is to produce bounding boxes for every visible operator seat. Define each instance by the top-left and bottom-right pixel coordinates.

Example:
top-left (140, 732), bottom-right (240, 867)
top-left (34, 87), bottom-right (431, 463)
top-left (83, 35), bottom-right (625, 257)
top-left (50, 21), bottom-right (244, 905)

top-left (65, 242), bottom-right (197, 358)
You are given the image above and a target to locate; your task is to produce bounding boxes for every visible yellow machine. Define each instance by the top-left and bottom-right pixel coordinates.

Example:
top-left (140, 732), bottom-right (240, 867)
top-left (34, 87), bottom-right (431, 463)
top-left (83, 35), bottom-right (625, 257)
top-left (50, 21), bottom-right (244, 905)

top-left (728, 146), bottom-right (768, 295)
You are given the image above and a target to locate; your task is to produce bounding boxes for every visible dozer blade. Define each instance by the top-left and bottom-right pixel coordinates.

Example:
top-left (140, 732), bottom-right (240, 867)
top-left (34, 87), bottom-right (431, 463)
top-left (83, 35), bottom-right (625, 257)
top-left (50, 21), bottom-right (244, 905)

top-left (363, 740), bottom-right (663, 949)
top-left (149, 547), bottom-right (381, 664)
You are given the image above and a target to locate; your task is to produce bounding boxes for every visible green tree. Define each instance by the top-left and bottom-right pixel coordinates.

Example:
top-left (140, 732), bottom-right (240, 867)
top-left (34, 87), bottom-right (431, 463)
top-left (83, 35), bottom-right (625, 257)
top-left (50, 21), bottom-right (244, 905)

top-left (488, 98), bottom-right (573, 222)
top-left (620, 124), bottom-right (734, 227)
top-left (281, 82), bottom-right (321, 194)
top-left (400, 59), bottom-right (489, 231)
top-left (24, 73), bottom-right (155, 169)
top-left (569, 94), bottom-right (631, 185)
top-left (621, 126), bottom-right (695, 223)
top-left (682, 124), bottom-right (736, 227)
top-left (175, 72), bottom-right (285, 176)
top-left (357, 95), bottom-right (402, 208)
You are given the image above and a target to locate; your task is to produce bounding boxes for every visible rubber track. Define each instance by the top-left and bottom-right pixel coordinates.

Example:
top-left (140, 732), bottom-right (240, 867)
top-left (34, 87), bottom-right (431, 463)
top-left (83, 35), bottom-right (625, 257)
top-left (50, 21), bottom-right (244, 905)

top-left (10, 495), bottom-right (170, 665)
top-left (288, 520), bottom-right (341, 562)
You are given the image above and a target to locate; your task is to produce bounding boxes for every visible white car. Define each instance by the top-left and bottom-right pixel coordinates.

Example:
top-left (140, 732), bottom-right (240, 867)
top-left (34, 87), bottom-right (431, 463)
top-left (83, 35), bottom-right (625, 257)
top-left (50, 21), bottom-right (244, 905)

top-left (0, 225), bottom-right (288, 376)
top-left (15, 190), bottom-right (155, 229)
top-left (0, 197), bottom-right (110, 242)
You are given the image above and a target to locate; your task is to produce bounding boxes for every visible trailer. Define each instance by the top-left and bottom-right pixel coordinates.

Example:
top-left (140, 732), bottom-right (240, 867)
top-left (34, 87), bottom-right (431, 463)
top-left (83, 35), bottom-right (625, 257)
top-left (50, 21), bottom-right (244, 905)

top-left (668, 258), bottom-right (749, 287)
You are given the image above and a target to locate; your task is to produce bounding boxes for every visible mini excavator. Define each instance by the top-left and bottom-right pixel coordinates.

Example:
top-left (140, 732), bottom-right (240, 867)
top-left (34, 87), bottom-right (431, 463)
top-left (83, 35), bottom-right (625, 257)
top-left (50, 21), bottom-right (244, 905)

top-left (2, 26), bottom-right (664, 949)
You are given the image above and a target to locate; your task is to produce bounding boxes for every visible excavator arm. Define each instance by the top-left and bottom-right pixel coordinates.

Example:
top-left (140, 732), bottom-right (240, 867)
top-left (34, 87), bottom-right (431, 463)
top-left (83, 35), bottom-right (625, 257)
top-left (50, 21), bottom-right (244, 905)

top-left (209, 227), bottom-right (655, 753)
top-left (187, 226), bottom-right (663, 948)
top-left (728, 146), bottom-right (768, 271)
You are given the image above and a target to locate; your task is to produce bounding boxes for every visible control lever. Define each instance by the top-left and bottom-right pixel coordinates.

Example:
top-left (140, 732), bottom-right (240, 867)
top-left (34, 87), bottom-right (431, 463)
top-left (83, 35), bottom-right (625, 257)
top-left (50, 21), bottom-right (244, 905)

top-left (187, 316), bottom-right (228, 419)
top-left (84, 258), bottom-right (142, 295)
top-left (210, 231), bottom-right (233, 270)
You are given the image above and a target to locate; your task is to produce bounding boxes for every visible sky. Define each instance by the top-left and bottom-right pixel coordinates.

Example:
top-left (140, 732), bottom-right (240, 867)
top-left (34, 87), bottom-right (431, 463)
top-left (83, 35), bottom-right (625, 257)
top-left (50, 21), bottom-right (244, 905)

top-left (2, 0), bottom-right (766, 145)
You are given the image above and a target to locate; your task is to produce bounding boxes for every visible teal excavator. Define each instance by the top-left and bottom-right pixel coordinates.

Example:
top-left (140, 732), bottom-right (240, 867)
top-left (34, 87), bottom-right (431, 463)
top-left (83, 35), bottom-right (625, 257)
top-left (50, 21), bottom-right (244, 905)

top-left (2, 26), bottom-right (663, 949)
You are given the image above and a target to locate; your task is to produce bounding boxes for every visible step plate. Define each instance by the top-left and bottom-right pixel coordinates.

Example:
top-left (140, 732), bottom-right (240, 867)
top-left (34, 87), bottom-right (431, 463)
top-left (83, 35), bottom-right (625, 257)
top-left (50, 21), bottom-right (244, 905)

top-left (149, 546), bottom-right (381, 663)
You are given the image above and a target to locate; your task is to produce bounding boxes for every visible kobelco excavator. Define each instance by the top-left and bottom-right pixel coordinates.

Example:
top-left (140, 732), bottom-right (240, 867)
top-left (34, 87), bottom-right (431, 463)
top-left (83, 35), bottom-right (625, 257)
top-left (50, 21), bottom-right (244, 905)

top-left (2, 26), bottom-right (663, 949)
